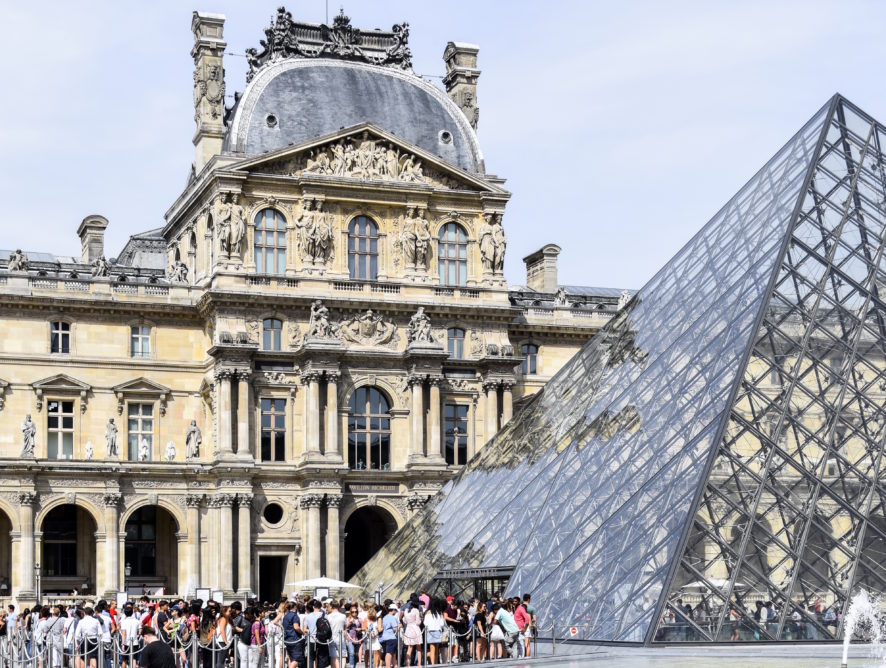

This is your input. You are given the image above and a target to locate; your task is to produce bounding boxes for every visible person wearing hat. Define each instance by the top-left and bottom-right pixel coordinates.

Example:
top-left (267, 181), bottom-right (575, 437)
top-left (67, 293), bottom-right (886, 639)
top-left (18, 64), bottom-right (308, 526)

top-left (379, 605), bottom-right (400, 668)
top-left (139, 625), bottom-right (175, 668)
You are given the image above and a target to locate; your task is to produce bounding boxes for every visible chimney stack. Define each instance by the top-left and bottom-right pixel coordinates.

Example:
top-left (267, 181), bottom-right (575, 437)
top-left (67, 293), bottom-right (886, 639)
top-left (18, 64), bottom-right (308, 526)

top-left (77, 215), bottom-right (109, 263)
top-left (523, 244), bottom-right (561, 293)
top-left (443, 42), bottom-right (480, 130)
top-left (191, 12), bottom-right (227, 173)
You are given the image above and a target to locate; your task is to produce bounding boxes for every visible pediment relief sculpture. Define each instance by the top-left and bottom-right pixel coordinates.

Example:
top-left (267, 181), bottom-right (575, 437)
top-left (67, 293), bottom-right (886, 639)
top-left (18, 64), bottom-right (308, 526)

top-left (262, 132), bottom-right (465, 190)
top-left (336, 310), bottom-right (398, 347)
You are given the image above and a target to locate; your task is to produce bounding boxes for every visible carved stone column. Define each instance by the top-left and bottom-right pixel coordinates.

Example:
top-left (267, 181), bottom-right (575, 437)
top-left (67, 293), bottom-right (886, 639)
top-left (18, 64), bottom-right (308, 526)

top-left (428, 377), bottom-right (442, 459)
top-left (185, 494), bottom-right (203, 596)
top-left (216, 370), bottom-right (234, 457)
top-left (325, 494), bottom-right (342, 580)
top-left (213, 494), bottom-right (236, 593)
top-left (18, 492), bottom-right (36, 598)
top-left (484, 381), bottom-right (499, 445)
top-left (302, 373), bottom-right (322, 457)
top-left (300, 494), bottom-right (323, 579)
top-left (409, 377), bottom-right (425, 459)
top-left (501, 382), bottom-right (514, 426)
top-left (325, 373), bottom-right (339, 458)
top-left (236, 370), bottom-right (252, 459)
top-left (102, 493), bottom-right (122, 595)
top-left (236, 493), bottom-right (253, 595)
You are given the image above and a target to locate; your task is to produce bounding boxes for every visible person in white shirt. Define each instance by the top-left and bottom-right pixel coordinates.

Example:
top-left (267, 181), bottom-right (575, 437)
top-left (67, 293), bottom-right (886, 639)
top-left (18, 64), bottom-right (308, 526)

top-left (325, 601), bottom-right (347, 668)
top-left (46, 607), bottom-right (66, 668)
top-left (120, 606), bottom-right (141, 668)
top-left (74, 608), bottom-right (103, 668)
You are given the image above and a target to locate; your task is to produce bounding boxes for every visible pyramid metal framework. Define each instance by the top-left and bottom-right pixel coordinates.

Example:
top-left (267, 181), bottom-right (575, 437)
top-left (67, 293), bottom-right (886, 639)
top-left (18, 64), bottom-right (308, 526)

top-left (352, 95), bottom-right (886, 644)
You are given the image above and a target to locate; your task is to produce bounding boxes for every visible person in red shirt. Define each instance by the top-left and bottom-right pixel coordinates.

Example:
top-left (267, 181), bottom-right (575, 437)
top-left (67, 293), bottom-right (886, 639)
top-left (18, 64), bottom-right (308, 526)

top-left (512, 597), bottom-right (530, 657)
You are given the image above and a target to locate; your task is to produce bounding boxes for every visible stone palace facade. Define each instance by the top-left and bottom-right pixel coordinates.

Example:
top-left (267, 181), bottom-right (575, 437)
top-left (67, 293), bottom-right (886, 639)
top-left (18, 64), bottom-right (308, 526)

top-left (0, 8), bottom-right (626, 603)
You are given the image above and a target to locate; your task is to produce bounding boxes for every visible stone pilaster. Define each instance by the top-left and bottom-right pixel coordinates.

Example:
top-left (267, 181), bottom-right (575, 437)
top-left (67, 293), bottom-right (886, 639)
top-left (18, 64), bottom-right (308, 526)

top-left (215, 369), bottom-right (234, 458)
top-left (325, 494), bottom-right (342, 580)
top-left (409, 376), bottom-right (425, 461)
top-left (300, 494), bottom-right (324, 579)
top-left (501, 381), bottom-right (514, 425)
top-left (17, 492), bottom-right (36, 599)
top-left (325, 373), bottom-right (340, 459)
top-left (302, 372), bottom-right (322, 460)
top-left (484, 381), bottom-right (499, 444)
top-left (101, 493), bottom-right (122, 596)
top-left (211, 494), bottom-right (236, 593)
top-left (236, 493), bottom-right (253, 595)
top-left (236, 370), bottom-right (252, 460)
top-left (185, 494), bottom-right (203, 596)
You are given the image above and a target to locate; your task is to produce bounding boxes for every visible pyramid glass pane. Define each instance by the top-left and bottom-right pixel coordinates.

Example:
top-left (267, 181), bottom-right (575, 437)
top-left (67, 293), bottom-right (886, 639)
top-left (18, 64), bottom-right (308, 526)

top-left (353, 96), bottom-right (886, 645)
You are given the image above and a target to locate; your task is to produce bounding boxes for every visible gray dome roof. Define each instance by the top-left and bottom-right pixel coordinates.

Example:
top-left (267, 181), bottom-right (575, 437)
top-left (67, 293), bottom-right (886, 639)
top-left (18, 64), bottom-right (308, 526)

top-left (225, 59), bottom-right (483, 173)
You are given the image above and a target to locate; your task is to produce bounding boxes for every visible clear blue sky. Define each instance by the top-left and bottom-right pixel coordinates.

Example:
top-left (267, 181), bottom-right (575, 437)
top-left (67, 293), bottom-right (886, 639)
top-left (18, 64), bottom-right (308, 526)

top-left (2, 1), bottom-right (885, 290)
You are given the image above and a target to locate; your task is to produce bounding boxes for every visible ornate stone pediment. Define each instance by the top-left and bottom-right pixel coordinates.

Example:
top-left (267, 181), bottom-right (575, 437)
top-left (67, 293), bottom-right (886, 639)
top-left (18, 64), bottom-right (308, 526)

top-left (31, 374), bottom-right (92, 413)
top-left (112, 378), bottom-right (172, 416)
top-left (236, 125), bottom-right (500, 193)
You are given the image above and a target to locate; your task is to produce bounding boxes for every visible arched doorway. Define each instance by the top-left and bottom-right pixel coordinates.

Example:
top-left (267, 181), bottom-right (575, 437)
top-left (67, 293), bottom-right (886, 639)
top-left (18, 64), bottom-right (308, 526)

top-left (41, 505), bottom-right (97, 595)
top-left (125, 506), bottom-right (179, 595)
top-left (0, 510), bottom-right (11, 597)
top-left (344, 506), bottom-right (398, 580)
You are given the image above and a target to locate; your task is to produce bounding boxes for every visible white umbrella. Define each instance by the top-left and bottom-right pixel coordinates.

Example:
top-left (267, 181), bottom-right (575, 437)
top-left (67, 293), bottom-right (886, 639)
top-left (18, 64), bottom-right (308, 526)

top-left (284, 577), bottom-right (361, 590)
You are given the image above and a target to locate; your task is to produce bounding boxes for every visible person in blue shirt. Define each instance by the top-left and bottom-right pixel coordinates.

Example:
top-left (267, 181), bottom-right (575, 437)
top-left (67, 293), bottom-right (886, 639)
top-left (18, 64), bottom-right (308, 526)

top-left (281, 602), bottom-right (305, 668)
top-left (380, 605), bottom-right (400, 668)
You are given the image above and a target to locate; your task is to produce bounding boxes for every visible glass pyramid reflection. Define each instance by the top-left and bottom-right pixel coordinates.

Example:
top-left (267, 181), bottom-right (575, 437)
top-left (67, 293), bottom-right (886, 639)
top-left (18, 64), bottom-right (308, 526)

top-left (352, 95), bottom-right (886, 644)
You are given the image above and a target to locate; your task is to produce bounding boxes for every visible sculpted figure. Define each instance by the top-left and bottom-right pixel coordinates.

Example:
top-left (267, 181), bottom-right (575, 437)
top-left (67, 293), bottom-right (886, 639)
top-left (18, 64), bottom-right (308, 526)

top-left (168, 260), bottom-right (189, 284)
top-left (399, 154), bottom-right (423, 182)
top-left (216, 194), bottom-right (233, 255)
top-left (185, 420), bottom-right (202, 460)
top-left (138, 438), bottom-right (150, 462)
top-left (84, 441), bottom-right (94, 460)
top-left (384, 146), bottom-right (399, 178)
top-left (305, 201), bottom-right (334, 264)
top-left (414, 208), bottom-right (432, 267)
top-left (407, 307), bottom-right (435, 344)
top-left (295, 198), bottom-right (315, 259)
top-left (399, 206), bottom-right (418, 267)
top-left (21, 414), bottom-right (36, 458)
top-left (165, 440), bottom-right (176, 462)
top-left (105, 418), bottom-right (118, 457)
top-left (7, 249), bottom-right (28, 272)
top-left (479, 213), bottom-right (495, 272)
top-left (470, 331), bottom-right (484, 357)
top-left (491, 213), bottom-right (506, 272)
top-left (229, 195), bottom-right (246, 257)
top-left (618, 289), bottom-right (632, 310)
top-left (331, 143), bottom-right (346, 175)
top-left (554, 287), bottom-right (568, 306)
top-left (308, 299), bottom-right (332, 338)
top-left (91, 256), bottom-right (111, 278)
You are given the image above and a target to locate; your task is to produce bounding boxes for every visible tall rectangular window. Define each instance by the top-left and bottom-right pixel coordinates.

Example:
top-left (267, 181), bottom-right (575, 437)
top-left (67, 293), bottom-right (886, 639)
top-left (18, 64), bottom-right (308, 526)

top-left (47, 400), bottom-right (74, 459)
top-left (50, 321), bottom-right (70, 354)
top-left (263, 319), bottom-right (282, 351)
top-left (444, 403), bottom-right (469, 466)
top-left (128, 403), bottom-right (154, 461)
top-left (521, 343), bottom-right (539, 375)
top-left (447, 328), bottom-right (465, 359)
top-left (254, 209), bottom-right (287, 275)
top-left (130, 325), bottom-right (151, 357)
top-left (261, 398), bottom-right (286, 462)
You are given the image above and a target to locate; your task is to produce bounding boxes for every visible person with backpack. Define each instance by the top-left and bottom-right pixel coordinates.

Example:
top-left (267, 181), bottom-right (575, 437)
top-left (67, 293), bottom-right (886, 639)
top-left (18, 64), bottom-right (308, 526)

top-left (303, 600), bottom-right (329, 668)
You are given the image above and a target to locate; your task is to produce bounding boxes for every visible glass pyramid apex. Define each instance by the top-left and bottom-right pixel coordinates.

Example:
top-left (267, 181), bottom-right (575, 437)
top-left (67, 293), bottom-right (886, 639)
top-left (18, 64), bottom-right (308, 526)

top-left (353, 95), bottom-right (886, 644)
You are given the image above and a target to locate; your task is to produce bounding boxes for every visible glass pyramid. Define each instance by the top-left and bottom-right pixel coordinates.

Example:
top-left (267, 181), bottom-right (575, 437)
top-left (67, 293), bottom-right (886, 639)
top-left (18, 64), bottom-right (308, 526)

top-left (353, 95), bottom-right (886, 644)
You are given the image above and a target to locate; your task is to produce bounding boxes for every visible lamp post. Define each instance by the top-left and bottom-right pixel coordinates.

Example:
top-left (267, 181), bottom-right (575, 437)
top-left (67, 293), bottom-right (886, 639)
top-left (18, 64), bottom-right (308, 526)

top-left (34, 562), bottom-right (40, 602)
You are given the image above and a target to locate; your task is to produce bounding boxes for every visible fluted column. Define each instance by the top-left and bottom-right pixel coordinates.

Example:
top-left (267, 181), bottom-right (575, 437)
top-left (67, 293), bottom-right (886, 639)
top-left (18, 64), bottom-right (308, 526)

top-left (237, 494), bottom-right (253, 594)
top-left (216, 370), bottom-right (234, 457)
top-left (236, 371), bottom-right (251, 458)
top-left (409, 377), bottom-right (425, 459)
top-left (18, 492), bottom-right (36, 598)
top-left (302, 373), bottom-right (321, 456)
top-left (501, 382), bottom-right (514, 425)
top-left (300, 494), bottom-right (323, 579)
top-left (326, 373), bottom-right (339, 457)
top-left (428, 377), bottom-right (442, 458)
top-left (325, 494), bottom-right (342, 580)
top-left (214, 494), bottom-right (235, 592)
top-left (484, 381), bottom-right (499, 443)
top-left (185, 494), bottom-right (203, 596)
top-left (102, 493), bottom-right (121, 595)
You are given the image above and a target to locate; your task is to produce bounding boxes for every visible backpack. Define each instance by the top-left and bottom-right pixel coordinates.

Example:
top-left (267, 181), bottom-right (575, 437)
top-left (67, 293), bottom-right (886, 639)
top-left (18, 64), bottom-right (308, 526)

top-left (315, 614), bottom-right (332, 643)
top-left (237, 617), bottom-right (252, 645)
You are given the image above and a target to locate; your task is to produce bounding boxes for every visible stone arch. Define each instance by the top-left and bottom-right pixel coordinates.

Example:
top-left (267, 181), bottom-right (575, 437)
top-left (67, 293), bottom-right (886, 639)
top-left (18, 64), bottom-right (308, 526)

top-left (120, 497), bottom-right (184, 534)
top-left (0, 502), bottom-right (16, 594)
top-left (342, 502), bottom-right (402, 580)
top-left (432, 217), bottom-right (470, 239)
top-left (122, 501), bottom-right (181, 595)
top-left (342, 376), bottom-right (403, 411)
top-left (248, 203), bottom-right (289, 227)
top-left (36, 494), bottom-right (104, 534)
top-left (0, 498), bottom-right (20, 534)
top-left (38, 502), bottom-right (99, 595)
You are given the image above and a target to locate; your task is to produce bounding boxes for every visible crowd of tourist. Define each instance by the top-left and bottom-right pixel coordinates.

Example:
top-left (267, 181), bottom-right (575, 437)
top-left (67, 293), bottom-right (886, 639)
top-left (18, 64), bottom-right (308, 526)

top-left (0, 590), bottom-right (538, 668)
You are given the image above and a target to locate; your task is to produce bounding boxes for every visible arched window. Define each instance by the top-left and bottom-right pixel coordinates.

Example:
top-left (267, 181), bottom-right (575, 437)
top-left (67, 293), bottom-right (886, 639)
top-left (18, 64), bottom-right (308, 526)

top-left (348, 216), bottom-right (379, 280)
top-left (447, 328), bottom-right (465, 358)
top-left (438, 223), bottom-right (468, 286)
top-left (348, 387), bottom-right (391, 470)
top-left (188, 232), bottom-right (197, 282)
top-left (262, 318), bottom-right (282, 351)
top-left (254, 209), bottom-right (287, 274)
top-left (206, 214), bottom-right (214, 271)
top-left (521, 343), bottom-right (538, 375)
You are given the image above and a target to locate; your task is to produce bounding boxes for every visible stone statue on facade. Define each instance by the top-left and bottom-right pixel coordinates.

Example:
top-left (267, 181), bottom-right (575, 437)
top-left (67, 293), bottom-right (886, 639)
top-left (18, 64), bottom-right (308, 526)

top-left (165, 440), bottom-right (176, 462)
top-left (295, 198), bottom-right (315, 260)
top-left (21, 414), bottom-right (36, 458)
top-left (168, 260), bottom-right (189, 284)
top-left (7, 249), bottom-right (28, 272)
top-left (618, 289), bottom-right (632, 310)
top-left (303, 201), bottom-right (333, 265)
top-left (399, 207), bottom-right (432, 269)
top-left (91, 256), bottom-right (111, 278)
top-left (470, 331), bottom-right (484, 357)
top-left (105, 418), bottom-right (118, 457)
top-left (307, 300), bottom-right (332, 338)
top-left (337, 310), bottom-right (397, 346)
top-left (492, 214), bottom-right (506, 272)
top-left (217, 193), bottom-right (245, 259)
top-left (185, 420), bottom-right (202, 460)
top-left (84, 441), bottom-right (94, 460)
top-left (138, 438), bottom-right (150, 462)
top-left (407, 307), bottom-right (435, 344)
top-left (479, 213), bottom-right (506, 273)
top-left (554, 287), bottom-right (568, 306)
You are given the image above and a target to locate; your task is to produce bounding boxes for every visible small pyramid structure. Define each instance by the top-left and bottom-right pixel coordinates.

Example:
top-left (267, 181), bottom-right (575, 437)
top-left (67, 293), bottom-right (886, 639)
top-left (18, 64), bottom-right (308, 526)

top-left (353, 95), bottom-right (886, 643)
